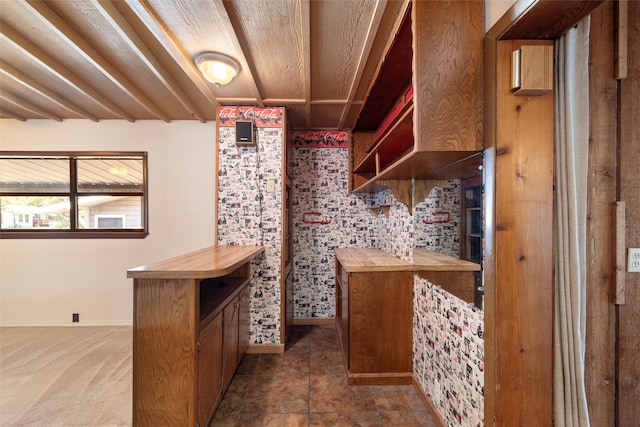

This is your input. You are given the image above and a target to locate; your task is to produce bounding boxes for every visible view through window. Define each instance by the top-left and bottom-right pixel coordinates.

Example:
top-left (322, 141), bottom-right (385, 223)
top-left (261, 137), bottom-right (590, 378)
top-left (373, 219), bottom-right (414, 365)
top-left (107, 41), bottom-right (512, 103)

top-left (0, 152), bottom-right (147, 238)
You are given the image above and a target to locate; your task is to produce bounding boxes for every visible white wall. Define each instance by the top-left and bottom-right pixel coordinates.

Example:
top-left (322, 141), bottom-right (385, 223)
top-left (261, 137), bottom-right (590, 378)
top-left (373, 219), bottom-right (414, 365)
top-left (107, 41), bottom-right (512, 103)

top-left (485, 0), bottom-right (517, 32)
top-left (0, 120), bottom-right (216, 326)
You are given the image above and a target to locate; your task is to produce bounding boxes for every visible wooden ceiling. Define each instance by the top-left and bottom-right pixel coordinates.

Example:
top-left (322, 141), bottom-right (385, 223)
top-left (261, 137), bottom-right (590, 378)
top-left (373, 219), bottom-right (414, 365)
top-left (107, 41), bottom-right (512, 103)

top-left (0, 0), bottom-right (407, 130)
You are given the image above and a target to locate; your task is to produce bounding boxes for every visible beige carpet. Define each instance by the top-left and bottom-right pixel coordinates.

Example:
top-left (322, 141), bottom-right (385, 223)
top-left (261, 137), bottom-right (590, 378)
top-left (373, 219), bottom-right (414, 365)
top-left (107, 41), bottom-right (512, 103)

top-left (0, 326), bottom-right (132, 427)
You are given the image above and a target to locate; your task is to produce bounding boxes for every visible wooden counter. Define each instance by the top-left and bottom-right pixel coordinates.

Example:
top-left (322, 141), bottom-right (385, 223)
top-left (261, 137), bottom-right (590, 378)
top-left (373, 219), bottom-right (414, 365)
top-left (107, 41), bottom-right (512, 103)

top-left (413, 247), bottom-right (481, 304)
top-left (334, 248), bottom-right (481, 385)
top-left (334, 247), bottom-right (413, 272)
top-left (334, 248), bottom-right (413, 385)
top-left (128, 244), bottom-right (263, 427)
top-left (414, 247), bottom-right (481, 271)
top-left (127, 244), bottom-right (264, 279)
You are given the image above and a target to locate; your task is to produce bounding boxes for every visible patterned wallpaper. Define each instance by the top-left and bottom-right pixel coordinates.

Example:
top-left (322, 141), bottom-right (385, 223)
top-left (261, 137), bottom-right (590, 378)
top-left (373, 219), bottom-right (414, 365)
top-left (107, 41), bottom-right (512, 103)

top-left (414, 180), bottom-right (461, 258)
top-left (290, 145), bottom-right (377, 319)
top-left (217, 106), bottom-right (285, 345)
top-left (414, 275), bottom-right (484, 427)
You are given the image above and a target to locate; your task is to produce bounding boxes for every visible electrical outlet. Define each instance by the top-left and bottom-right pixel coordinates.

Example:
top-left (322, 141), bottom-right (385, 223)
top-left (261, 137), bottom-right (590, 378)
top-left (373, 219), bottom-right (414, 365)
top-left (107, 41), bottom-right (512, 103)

top-left (72, 313), bottom-right (79, 323)
top-left (432, 378), bottom-right (441, 405)
top-left (266, 179), bottom-right (275, 193)
top-left (628, 248), bottom-right (640, 272)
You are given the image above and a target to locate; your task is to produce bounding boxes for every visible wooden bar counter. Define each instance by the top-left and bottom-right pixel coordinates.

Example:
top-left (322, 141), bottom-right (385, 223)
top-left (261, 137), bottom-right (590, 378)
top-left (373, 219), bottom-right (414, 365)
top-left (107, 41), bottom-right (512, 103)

top-left (334, 248), bottom-right (413, 385)
top-left (334, 248), bottom-right (481, 385)
top-left (127, 244), bottom-right (263, 427)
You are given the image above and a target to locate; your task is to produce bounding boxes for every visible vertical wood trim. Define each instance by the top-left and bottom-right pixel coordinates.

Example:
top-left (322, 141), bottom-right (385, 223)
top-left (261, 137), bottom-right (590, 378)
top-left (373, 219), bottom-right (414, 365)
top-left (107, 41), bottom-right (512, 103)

top-left (613, 201), bottom-right (626, 304)
top-left (617, 1), bottom-right (640, 423)
top-left (483, 31), bottom-right (498, 427)
top-left (280, 116), bottom-right (287, 345)
top-left (585, 3), bottom-right (618, 425)
top-left (615, 0), bottom-right (628, 79)
top-left (214, 110), bottom-right (221, 241)
top-left (492, 39), bottom-right (554, 426)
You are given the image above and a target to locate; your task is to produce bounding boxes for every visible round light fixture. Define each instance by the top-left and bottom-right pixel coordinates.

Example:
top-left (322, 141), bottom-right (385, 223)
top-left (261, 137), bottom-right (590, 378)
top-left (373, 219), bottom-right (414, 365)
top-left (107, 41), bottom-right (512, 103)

top-left (195, 52), bottom-right (240, 86)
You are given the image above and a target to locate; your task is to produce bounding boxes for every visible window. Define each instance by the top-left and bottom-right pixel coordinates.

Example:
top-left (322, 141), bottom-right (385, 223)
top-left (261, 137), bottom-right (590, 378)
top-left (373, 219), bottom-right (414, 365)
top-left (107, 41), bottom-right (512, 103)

top-left (0, 152), bottom-right (147, 238)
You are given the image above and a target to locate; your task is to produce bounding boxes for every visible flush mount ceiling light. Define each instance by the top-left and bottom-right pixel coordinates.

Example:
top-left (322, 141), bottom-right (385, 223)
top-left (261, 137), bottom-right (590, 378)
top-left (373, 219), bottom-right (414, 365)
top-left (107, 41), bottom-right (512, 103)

top-left (195, 52), bottom-right (240, 86)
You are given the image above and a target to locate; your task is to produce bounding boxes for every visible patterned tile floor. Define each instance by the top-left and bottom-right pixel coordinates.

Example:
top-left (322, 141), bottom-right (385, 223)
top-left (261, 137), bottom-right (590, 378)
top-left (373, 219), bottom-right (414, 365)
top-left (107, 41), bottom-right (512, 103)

top-left (211, 325), bottom-right (438, 426)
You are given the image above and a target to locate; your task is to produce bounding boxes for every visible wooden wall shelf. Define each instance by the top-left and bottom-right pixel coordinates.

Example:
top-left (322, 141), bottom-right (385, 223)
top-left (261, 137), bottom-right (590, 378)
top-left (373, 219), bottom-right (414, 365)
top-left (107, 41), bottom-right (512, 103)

top-left (349, 0), bottom-right (484, 194)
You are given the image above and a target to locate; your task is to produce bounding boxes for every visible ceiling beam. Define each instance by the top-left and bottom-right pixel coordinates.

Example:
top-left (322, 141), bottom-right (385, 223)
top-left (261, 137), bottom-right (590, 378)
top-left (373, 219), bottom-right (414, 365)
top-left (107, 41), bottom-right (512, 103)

top-left (338, 0), bottom-right (390, 130)
top-left (217, 0), bottom-right (265, 108)
top-left (0, 21), bottom-right (135, 121)
top-left (0, 60), bottom-right (100, 122)
top-left (0, 106), bottom-right (28, 122)
top-left (23, 0), bottom-right (171, 122)
top-left (123, 0), bottom-right (219, 109)
top-left (0, 90), bottom-right (63, 121)
top-left (92, 0), bottom-right (207, 122)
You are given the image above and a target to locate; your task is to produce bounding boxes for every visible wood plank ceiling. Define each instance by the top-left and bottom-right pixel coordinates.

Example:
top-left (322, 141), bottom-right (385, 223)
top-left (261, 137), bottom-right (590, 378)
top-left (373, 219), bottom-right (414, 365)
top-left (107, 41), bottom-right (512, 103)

top-left (0, 0), bottom-right (406, 130)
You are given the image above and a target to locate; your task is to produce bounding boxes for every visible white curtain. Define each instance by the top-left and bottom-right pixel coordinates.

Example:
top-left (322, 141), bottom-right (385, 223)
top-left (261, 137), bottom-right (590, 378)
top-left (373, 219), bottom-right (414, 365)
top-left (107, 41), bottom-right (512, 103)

top-left (553, 17), bottom-right (591, 427)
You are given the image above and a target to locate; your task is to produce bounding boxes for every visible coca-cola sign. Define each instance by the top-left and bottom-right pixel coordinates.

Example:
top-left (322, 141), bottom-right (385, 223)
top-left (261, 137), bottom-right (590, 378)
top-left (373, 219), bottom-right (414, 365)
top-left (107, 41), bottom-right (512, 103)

top-left (291, 131), bottom-right (350, 148)
top-left (218, 106), bottom-right (283, 127)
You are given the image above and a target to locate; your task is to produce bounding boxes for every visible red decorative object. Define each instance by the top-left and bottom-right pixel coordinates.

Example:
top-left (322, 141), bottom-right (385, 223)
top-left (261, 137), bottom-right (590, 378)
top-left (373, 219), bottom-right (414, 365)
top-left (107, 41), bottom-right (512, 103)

top-left (302, 212), bottom-right (331, 225)
top-left (423, 211), bottom-right (451, 224)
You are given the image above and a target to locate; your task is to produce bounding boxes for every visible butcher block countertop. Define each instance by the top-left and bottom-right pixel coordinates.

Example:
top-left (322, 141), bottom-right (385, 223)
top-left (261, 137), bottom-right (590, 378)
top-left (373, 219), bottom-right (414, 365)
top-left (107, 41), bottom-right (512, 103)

top-left (334, 248), bottom-right (413, 272)
top-left (127, 244), bottom-right (264, 279)
top-left (334, 247), bottom-right (480, 273)
top-left (414, 248), bottom-right (481, 272)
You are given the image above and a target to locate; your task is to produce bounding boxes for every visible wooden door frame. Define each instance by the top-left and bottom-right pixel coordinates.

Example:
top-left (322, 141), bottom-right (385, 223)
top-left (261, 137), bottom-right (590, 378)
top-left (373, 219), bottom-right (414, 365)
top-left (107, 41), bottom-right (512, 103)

top-left (483, 1), bottom-right (605, 425)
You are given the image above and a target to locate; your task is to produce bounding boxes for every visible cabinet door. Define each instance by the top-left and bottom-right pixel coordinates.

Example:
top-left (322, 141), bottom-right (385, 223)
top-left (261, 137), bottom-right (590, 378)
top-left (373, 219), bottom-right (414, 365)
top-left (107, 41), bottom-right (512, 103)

top-left (222, 297), bottom-right (240, 387)
top-left (198, 314), bottom-right (223, 426)
top-left (238, 286), bottom-right (250, 363)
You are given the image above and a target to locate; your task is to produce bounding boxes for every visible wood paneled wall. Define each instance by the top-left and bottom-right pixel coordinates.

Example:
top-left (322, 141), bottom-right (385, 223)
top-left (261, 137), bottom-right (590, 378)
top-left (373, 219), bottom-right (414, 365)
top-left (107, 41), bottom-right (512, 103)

top-left (586, 3), bottom-right (617, 425)
top-left (616, 1), bottom-right (640, 424)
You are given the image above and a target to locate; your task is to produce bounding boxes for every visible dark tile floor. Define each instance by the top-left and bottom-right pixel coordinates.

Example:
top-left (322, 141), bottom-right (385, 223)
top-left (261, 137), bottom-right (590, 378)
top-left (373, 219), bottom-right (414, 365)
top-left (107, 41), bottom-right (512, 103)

top-left (211, 325), bottom-right (438, 426)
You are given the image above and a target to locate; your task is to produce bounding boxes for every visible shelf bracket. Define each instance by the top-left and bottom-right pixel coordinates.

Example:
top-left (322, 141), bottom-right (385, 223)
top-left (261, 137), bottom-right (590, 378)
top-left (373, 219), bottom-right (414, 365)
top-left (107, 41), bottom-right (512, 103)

top-left (378, 180), bottom-right (412, 213)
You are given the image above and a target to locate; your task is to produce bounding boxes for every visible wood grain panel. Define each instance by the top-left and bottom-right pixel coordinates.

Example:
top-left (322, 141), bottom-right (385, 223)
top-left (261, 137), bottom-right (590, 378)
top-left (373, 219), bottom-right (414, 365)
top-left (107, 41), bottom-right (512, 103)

top-left (492, 39), bottom-right (554, 426)
top-left (497, 0), bottom-right (605, 40)
top-left (225, 0), bottom-right (304, 100)
top-left (417, 271), bottom-right (477, 304)
top-left (198, 313), bottom-right (223, 426)
top-left (222, 296), bottom-right (239, 388)
top-left (585, 4), bottom-right (617, 424)
top-left (310, 0), bottom-right (378, 101)
top-left (617, 1), bottom-right (640, 423)
top-left (133, 278), bottom-right (198, 426)
top-left (349, 270), bottom-right (413, 374)
top-left (413, 0), bottom-right (483, 152)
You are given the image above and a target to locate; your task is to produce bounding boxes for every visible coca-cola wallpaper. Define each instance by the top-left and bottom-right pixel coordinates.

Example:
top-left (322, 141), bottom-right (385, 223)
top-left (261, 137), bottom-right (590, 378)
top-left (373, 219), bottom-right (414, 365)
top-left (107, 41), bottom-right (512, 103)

top-left (290, 131), bottom-right (349, 148)
top-left (218, 106), bottom-right (283, 128)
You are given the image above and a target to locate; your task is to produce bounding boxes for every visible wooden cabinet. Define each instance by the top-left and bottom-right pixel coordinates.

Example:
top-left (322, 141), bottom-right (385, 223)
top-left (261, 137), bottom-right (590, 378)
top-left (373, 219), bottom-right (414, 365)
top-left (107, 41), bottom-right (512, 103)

top-left (128, 245), bottom-right (263, 427)
top-left (222, 294), bottom-right (240, 389)
top-left (350, 0), bottom-right (484, 193)
top-left (334, 248), bottom-right (413, 385)
top-left (198, 314), bottom-right (223, 425)
top-left (238, 285), bottom-right (250, 362)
